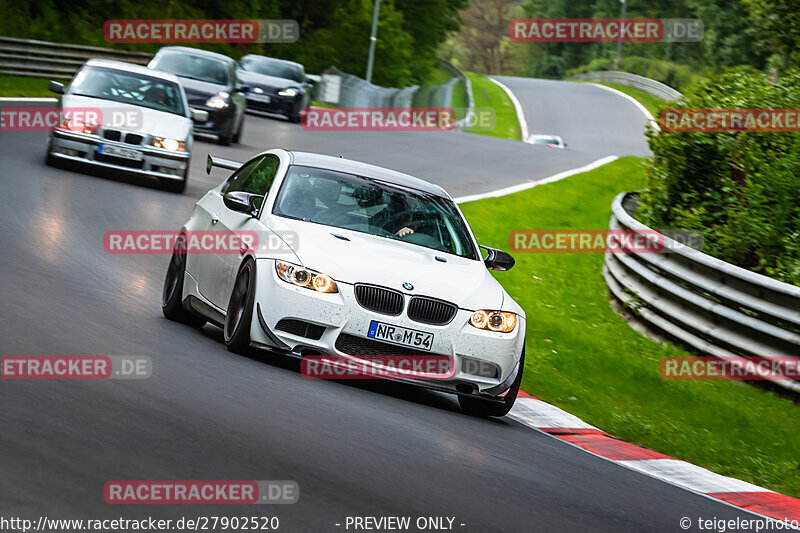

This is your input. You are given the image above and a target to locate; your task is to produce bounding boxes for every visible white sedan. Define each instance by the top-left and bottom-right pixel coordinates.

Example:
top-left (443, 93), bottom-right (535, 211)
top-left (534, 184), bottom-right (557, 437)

top-left (162, 149), bottom-right (526, 416)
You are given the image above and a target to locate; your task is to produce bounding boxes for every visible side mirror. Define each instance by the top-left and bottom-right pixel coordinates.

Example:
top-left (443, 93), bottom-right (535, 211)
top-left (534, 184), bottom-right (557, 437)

top-left (223, 191), bottom-right (262, 217)
top-left (191, 109), bottom-right (209, 123)
top-left (235, 85), bottom-right (250, 94)
top-left (481, 246), bottom-right (515, 271)
top-left (49, 81), bottom-right (65, 95)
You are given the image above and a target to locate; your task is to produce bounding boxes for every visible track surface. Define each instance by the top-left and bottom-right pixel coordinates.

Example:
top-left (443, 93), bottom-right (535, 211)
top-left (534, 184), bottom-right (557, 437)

top-left (0, 81), bottom-right (749, 532)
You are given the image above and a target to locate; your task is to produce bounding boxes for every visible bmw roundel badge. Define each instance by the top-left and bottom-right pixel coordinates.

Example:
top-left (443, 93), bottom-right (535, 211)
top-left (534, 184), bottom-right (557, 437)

top-left (403, 282), bottom-right (414, 291)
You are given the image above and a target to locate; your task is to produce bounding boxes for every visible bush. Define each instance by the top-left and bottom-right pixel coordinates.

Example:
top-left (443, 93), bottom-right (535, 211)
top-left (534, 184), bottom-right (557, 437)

top-left (637, 68), bottom-right (800, 286)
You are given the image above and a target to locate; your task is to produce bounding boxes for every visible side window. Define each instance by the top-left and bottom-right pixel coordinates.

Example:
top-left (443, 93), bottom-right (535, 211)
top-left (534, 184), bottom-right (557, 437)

top-left (224, 155), bottom-right (280, 210)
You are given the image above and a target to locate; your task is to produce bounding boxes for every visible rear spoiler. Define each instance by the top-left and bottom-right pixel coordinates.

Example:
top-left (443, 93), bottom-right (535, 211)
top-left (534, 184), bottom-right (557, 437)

top-left (206, 154), bottom-right (243, 174)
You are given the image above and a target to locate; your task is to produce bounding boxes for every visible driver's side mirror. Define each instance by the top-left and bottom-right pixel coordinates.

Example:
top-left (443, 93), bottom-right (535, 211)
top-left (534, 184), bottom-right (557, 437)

top-left (481, 246), bottom-right (515, 271)
top-left (234, 84), bottom-right (250, 94)
top-left (49, 81), bottom-right (64, 95)
top-left (223, 191), bottom-right (262, 217)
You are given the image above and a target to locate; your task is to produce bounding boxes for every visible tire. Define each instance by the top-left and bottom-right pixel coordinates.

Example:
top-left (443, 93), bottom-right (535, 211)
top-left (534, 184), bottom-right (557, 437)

top-left (288, 112), bottom-right (301, 124)
top-left (44, 138), bottom-right (58, 167)
top-left (162, 237), bottom-right (206, 327)
top-left (232, 115), bottom-right (244, 144)
top-left (163, 163), bottom-right (189, 194)
top-left (458, 346), bottom-right (525, 418)
top-left (224, 258), bottom-right (256, 354)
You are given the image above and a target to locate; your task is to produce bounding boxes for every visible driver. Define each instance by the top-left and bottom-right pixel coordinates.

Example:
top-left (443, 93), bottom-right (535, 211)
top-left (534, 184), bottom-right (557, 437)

top-left (376, 194), bottom-right (416, 237)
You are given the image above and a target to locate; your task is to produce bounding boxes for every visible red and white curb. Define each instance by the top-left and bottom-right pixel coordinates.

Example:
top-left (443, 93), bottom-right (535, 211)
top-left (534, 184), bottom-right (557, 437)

top-left (509, 391), bottom-right (800, 527)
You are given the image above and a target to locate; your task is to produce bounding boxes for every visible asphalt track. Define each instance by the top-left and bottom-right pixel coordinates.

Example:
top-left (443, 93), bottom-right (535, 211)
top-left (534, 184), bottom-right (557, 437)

top-left (0, 81), bottom-right (752, 532)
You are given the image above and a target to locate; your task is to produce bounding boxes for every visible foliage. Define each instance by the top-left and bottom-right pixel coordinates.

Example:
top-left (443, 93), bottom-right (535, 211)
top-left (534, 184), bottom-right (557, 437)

top-left (638, 68), bottom-right (800, 285)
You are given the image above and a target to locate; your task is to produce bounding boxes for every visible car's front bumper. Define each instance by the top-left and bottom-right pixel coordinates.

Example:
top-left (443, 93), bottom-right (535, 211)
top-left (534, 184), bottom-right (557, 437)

top-left (188, 106), bottom-right (235, 137)
top-left (249, 259), bottom-right (526, 396)
top-left (49, 129), bottom-right (189, 180)
top-left (245, 93), bottom-right (298, 117)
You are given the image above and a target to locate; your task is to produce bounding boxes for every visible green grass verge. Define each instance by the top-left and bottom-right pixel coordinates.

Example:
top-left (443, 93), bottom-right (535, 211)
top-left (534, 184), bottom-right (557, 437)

top-left (0, 75), bottom-right (63, 97)
top-left (464, 72), bottom-right (521, 141)
top-left (459, 156), bottom-right (800, 497)
top-left (587, 81), bottom-right (668, 118)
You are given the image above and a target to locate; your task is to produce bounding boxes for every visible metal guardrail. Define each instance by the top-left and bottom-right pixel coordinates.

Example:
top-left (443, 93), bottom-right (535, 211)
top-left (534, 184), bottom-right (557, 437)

top-left (604, 192), bottom-right (800, 393)
top-left (0, 36), bottom-right (152, 79)
top-left (571, 71), bottom-right (683, 102)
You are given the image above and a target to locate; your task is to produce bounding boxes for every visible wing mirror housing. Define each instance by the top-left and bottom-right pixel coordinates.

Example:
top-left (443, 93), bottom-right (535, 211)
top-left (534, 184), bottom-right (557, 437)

top-left (481, 246), bottom-right (515, 271)
top-left (235, 84), bottom-right (250, 93)
top-left (49, 81), bottom-right (65, 95)
top-left (190, 109), bottom-right (209, 123)
top-left (223, 191), bottom-right (262, 217)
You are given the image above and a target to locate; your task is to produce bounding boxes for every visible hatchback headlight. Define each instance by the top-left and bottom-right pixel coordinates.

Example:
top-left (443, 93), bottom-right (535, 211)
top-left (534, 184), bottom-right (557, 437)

top-left (206, 92), bottom-right (230, 109)
top-left (469, 310), bottom-right (517, 332)
top-left (275, 261), bottom-right (338, 293)
top-left (151, 137), bottom-right (186, 151)
top-left (278, 87), bottom-right (299, 97)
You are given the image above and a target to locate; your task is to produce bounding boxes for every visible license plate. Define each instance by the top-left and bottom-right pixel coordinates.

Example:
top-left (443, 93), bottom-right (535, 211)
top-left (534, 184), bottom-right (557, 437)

top-left (98, 144), bottom-right (142, 161)
top-left (249, 94), bottom-right (271, 103)
top-left (367, 321), bottom-right (433, 351)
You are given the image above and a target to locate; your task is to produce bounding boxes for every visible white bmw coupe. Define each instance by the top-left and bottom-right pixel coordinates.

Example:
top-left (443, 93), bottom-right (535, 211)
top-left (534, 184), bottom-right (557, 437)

top-left (162, 149), bottom-right (526, 416)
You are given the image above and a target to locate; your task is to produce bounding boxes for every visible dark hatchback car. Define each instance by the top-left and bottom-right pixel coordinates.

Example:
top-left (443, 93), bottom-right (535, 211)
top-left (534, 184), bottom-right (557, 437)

top-left (236, 55), bottom-right (309, 123)
top-left (149, 47), bottom-right (248, 145)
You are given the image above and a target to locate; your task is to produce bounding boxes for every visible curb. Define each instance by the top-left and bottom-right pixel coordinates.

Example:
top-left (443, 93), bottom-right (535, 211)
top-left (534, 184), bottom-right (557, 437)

top-left (509, 391), bottom-right (800, 527)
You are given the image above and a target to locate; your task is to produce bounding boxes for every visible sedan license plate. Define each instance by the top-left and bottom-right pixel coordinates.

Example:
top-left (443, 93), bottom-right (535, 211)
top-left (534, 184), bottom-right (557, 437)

top-left (367, 321), bottom-right (433, 351)
top-left (249, 94), bottom-right (271, 103)
top-left (98, 144), bottom-right (143, 161)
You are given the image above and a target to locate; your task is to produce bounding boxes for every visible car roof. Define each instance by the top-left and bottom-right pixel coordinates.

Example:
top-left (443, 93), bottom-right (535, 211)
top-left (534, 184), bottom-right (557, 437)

top-left (241, 54), bottom-right (304, 70)
top-left (154, 46), bottom-right (235, 65)
top-left (83, 59), bottom-right (182, 83)
top-left (287, 151), bottom-right (448, 198)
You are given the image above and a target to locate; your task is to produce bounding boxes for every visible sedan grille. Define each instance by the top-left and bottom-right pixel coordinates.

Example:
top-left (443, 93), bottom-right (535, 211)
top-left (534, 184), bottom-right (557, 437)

top-left (354, 284), bottom-right (404, 316)
top-left (124, 133), bottom-right (143, 145)
top-left (407, 297), bottom-right (457, 325)
top-left (335, 334), bottom-right (433, 357)
top-left (103, 129), bottom-right (121, 141)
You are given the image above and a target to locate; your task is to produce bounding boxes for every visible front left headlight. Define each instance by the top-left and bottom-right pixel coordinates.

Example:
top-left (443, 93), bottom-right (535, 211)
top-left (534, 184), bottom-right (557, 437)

top-left (469, 310), bottom-right (517, 333)
top-left (275, 261), bottom-right (338, 293)
top-left (151, 137), bottom-right (186, 151)
top-left (205, 92), bottom-right (230, 109)
top-left (278, 87), bottom-right (299, 97)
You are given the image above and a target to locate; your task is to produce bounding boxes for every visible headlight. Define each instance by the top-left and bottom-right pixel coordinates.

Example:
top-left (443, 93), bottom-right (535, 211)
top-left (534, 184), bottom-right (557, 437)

top-left (151, 137), bottom-right (186, 151)
top-left (60, 117), bottom-right (98, 134)
top-left (205, 92), bottom-right (230, 109)
top-left (275, 261), bottom-right (338, 293)
top-left (278, 87), bottom-right (299, 97)
top-left (469, 310), bottom-right (517, 333)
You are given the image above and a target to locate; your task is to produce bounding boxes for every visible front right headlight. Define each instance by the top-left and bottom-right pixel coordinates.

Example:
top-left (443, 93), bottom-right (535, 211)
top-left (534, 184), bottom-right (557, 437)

top-left (205, 92), bottom-right (230, 109)
top-left (469, 310), bottom-right (517, 332)
top-left (275, 261), bottom-right (338, 293)
top-left (278, 87), bottom-right (299, 97)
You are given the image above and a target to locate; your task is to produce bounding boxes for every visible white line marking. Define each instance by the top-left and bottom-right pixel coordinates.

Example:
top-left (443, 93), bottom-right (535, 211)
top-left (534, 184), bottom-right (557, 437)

top-left (453, 155), bottom-right (618, 204)
top-left (509, 398), bottom-right (598, 429)
top-left (586, 82), bottom-right (660, 131)
top-left (0, 97), bottom-right (58, 102)
top-left (488, 77), bottom-right (529, 141)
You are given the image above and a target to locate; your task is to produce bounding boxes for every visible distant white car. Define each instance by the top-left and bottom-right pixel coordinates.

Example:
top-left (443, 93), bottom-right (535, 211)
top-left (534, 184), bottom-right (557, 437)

top-left (162, 149), bottom-right (527, 416)
top-left (527, 134), bottom-right (566, 149)
top-left (46, 59), bottom-right (207, 193)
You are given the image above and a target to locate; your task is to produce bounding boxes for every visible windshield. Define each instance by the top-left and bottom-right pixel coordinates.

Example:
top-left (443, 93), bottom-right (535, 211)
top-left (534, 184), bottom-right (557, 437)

top-left (273, 165), bottom-right (478, 259)
top-left (151, 52), bottom-right (230, 85)
top-left (240, 57), bottom-right (304, 83)
top-left (68, 66), bottom-right (185, 116)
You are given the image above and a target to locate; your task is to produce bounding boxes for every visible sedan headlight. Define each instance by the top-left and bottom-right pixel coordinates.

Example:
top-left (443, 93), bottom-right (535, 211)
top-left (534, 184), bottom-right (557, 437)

top-left (275, 261), bottom-right (338, 293)
top-left (278, 87), bottom-right (299, 97)
top-left (205, 92), bottom-right (230, 109)
top-left (469, 310), bottom-right (517, 333)
top-left (151, 137), bottom-right (186, 151)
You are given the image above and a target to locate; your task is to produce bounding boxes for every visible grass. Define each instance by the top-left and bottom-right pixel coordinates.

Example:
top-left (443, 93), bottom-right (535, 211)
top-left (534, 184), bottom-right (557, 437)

top-left (586, 81), bottom-right (670, 118)
top-left (0, 75), bottom-right (63, 97)
top-left (459, 157), bottom-right (800, 497)
top-left (464, 72), bottom-right (521, 141)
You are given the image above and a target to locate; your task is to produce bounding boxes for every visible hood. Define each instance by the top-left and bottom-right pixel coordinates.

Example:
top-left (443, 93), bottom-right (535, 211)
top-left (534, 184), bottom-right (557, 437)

top-left (238, 70), bottom-right (302, 92)
top-left (62, 94), bottom-right (191, 140)
top-left (176, 77), bottom-right (228, 100)
top-left (267, 217), bottom-right (507, 311)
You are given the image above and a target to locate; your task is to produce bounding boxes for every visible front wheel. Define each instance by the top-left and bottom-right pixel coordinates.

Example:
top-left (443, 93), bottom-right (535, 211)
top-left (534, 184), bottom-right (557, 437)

top-left (224, 258), bottom-right (256, 354)
top-left (162, 237), bottom-right (206, 327)
top-left (458, 347), bottom-right (525, 418)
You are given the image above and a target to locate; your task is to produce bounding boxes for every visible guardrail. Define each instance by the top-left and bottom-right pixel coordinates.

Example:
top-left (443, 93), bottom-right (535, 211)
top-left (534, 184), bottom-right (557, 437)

top-left (603, 192), bottom-right (800, 393)
top-left (0, 36), bottom-right (152, 79)
top-left (570, 71), bottom-right (683, 102)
